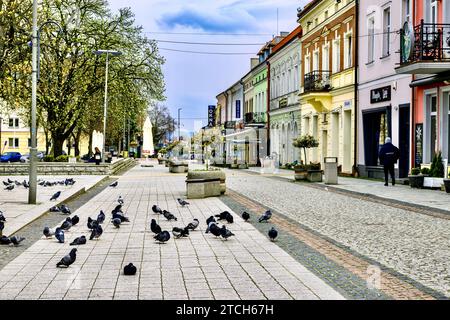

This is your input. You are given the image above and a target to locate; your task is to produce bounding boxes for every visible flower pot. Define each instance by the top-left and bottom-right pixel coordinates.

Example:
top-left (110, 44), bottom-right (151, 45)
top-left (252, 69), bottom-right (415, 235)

top-left (408, 175), bottom-right (424, 189)
top-left (307, 170), bottom-right (323, 182)
top-left (294, 165), bottom-right (308, 181)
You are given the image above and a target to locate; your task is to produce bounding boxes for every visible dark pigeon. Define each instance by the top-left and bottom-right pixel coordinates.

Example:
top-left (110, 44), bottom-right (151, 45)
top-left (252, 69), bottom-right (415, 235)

top-left (177, 198), bottom-right (189, 207)
top-left (60, 204), bottom-right (71, 215)
top-left (60, 217), bottom-right (72, 231)
top-left (124, 263), bottom-right (137, 275)
top-left (70, 235), bottom-right (86, 246)
top-left (186, 219), bottom-right (199, 231)
top-left (55, 227), bottom-right (65, 243)
top-left (50, 191), bottom-right (61, 201)
top-left (43, 227), bottom-right (55, 238)
top-left (109, 181), bottom-right (118, 188)
top-left (112, 204), bottom-right (123, 214)
top-left (10, 235), bottom-right (25, 245)
top-left (220, 225), bottom-right (235, 240)
top-left (0, 235), bottom-right (11, 245)
top-left (89, 224), bottom-right (103, 240)
top-left (2, 181), bottom-right (9, 186)
top-left (87, 217), bottom-right (97, 230)
top-left (112, 211), bottom-right (129, 222)
top-left (4, 184), bottom-right (14, 191)
top-left (56, 248), bottom-right (77, 268)
top-left (268, 227), bottom-right (278, 241)
top-left (49, 206), bottom-right (61, 213)
top-left (162, 210), bottom-right (177, 221)
top-left (97, 210), bottom-right (106, 224)
top-left (258, 210), bottom-right (272, 223)
top-left (70, 215), bottom-right (79, 226)
top-left (112, 218), bottom-right (121, 228)
top-left (150, 219), bottom-right (161, 234)
top-left (205, 217), bottom-right (217, 234)
top-left (7, 178), bottom-right (13, 184)
top-left (152, 204), bottom-right (162, 214)
top-left (154, 230), bottom-right (170, 243)
top-left (242, 211), bottom-right (250, 222)
top-left (0, 221), bottom-right (4, 234)
top-left (0, 212), bottom-right (6, 221)
top-left (172, 227), bottom-right (189, 238)
top-left (208, 223), bottom-right (222, 237)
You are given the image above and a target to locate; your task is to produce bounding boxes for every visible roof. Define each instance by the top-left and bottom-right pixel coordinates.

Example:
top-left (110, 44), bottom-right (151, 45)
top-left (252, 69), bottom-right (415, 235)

top-left (271, 25), bottom-right (302, 55)
top-left (297, 0), bottom-right (321, 20)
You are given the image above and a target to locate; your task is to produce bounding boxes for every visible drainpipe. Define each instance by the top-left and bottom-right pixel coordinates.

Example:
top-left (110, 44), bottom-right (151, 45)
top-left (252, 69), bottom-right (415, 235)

top-left (267, 61), bottom-right (271, 155)
top-left (223, 91), bottom-right (229, 165)
top-left (353, 0), bottom-right (359, 177)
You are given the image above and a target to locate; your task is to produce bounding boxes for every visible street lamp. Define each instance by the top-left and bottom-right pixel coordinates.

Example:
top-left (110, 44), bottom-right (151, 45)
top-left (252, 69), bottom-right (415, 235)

top-left (93, 49), bottom-right (122, 163)
top-left (29, 0), bottom-right (62, 204)
top-left (178, 108), bottom-right (182, 141)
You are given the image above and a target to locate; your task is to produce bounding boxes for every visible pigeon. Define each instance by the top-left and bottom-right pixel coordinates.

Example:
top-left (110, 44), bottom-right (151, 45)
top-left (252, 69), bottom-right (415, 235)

top-left (97, 210), bottom-right (106, 224)
top-left (60, 217), bottom-right (72, 231)
top-left (186, 219), bottom-right (199, 231)
top-left (49, 206), bottom-right (61, 213)
top-left (0, 235), bottom-right (11, 245)
top-left (242, 211), bottom-right (250, 222)
top-left (112, 218), bottom-right (121, 228)
top-left (70, 215), bottom-right (79, 226)
top-left (9, 235), bottom-right (25, 245)
top-left (50, 191), bottom-right (61, 201)
top-left (7, 178), bottom-right (13, 184)
top-left (0, 212), bottom-right (6, 222)
top-left (268, 227), bottom-right (278, 241)
top-left (177, 198), bottom-right (189, 207)
top-left (87, 217), bottom-right (98, 230)
top-left (112, 204), bottom-right (123, 214)
top-left (205, 216), bottom-right (217, 233)
top-left (56, 248), bottom-right (77, 268)
top-left (150, 219), bottom-right (162, 234)
top-left (89, 224), bottom-right (103, 240)
top-left (2, 181), bottom-right (9, 186)
top-left (0, 221), bottom-right (4, 234)
top-left (162, 210), bottom-right (177, 221)
top-left (109, 181), bottom-right (118, 188)
top-left (215, 211), bottom-right (234, 223)
top-left (154, 230), bottom-right (170, 243)
top-left (151, 204), bottom-right (162, 214)
top-left (55, 227), bottom-right (65, 243)
top-left (208, 223), bottom-right (222, 237)
top-left (124, 263), bottom-right (137, 275)
top-left (14, 180), bottom-right (21, 186)
top-left (172, 227), bottom-right (189, 238)
top-left (4, 184), bottom-right (14, 191)
top-left (23, 180), bottom-right (29, 189)
top-left (220, 225), bottom-right (235, 240)
top-left (70, 235), bottom-right (86, 246)
top-left (112, 211), bottom-right (129, 222)
top-left (43, 227), bottom-right (55, 238)
top-left (258, 210), bottom-right (272, 223)
top-left (60, 204), bottom-right (71, 215)
top-left (117, 196), bottom-right (124, 205)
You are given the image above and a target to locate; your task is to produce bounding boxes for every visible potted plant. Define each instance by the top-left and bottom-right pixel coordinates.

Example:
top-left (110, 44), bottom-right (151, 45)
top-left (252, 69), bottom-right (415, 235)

top-left (292, 134), bottom-right (320, 181)
top-left (408, 167), bottom-right (424, 188)
top-left (420, 167), bottom-right (430, 176)
top-left (424, 151), bottom-right (445, 189)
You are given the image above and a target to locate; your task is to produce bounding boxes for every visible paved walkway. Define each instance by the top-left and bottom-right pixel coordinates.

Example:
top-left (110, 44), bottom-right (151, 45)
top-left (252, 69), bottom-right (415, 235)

top-left (0, 162), bottom-right (343, 300)
top-left (247, 167), bottom-right (450, 213)
top-left (0, 175), bottom-right (105, 236)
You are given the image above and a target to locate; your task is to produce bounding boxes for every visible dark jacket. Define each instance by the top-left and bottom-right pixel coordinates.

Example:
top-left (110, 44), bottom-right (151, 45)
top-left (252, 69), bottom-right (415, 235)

top-left (379, 143), bottom-right (400, 166)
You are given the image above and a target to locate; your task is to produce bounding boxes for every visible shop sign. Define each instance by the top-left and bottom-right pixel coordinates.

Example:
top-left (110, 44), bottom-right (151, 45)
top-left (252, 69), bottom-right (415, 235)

top-left (371, 86), bottom-right (391, 104)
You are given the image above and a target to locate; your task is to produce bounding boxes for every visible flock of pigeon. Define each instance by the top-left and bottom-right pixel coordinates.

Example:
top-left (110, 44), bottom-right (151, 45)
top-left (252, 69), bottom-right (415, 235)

top-left (2, 178), bottom-right (75, 191)
top-left (1, 177), bottom-right (279, 275)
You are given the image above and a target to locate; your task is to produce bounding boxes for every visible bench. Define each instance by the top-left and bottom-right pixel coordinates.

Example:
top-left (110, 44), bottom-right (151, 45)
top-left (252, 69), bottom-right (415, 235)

top-left (186, 178), bottom-right (221, 199)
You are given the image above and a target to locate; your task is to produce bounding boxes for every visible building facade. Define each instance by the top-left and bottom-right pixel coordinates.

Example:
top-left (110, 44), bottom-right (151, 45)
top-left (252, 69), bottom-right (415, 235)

top-left (268, 27), bottom-right (302, 166)
top-left (358, 0), bottom-right (412, 178)
top-left (396, 0), bottom-right (450, 171)
top-left (298, 0), bottom-right (356, 174)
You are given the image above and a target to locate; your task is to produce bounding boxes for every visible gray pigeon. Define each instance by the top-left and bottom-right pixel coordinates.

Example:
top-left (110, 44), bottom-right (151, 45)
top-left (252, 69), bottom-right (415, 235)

top-left (60, 204), bottom-right (71, 215)
top-left (89, 224), bottom-right (103, 240)
top-left (172, 227), bottom-right (189, 238)
top-left (258, 210), bottom-right (272, 223)
top-left (60, 217), bottom-right (72, 231)
top-left (220, 225), bottom-right (235, 240)
top-left (43, 227), bottom-right (55, 238)
top-left (117, 196), bottom-right (124, 205)
top-left (154, 230), bottom-right (170, 243)
top-left (152, 204), bottom-right (162, 214)
top-left (186, 219), bottom-right (199, 231)
top-left (70, 235), bottom-right (86, 246)
top-left (163, 210), bottom-right (177, 221)
top-left (56, 248), bottom-right (77, 268)
top-left (10, 235), bottom-right (25, 245)
top-left (177, 198), bottom-right (189, 207)
top-left (55, 227), bottom-right (65, 243)
top-left (97, 210), bottom-right (106, 224)
top-left (50, 191), bottom-right (61, 201)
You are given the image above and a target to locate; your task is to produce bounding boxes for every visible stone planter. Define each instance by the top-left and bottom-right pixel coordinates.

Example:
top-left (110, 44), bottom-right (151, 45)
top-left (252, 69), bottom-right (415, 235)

top-left (238, 164), bottom-right (249, 169)
top-left (230, 163), bottom-right (238, 169)
top-left (307, 170), bottom-right (323, 182)
top-left (294, 166), bottom-right (308, 181)
top-left (408, 175), bottom-right (424, 188)
top-left (424, 177), bottom-right (444, 189)
top-left (444, 179), bottom-right (450, 193)
top-left (187, 170), bottom-right (226, 195)
top-left (158, 158), bottom-right (166, 165)
top-left (169, 161), bottom-right (189, 173)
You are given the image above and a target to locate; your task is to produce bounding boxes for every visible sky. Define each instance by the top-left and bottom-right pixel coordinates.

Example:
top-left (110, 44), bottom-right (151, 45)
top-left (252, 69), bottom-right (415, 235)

top-left (107, 0), bottom-right (309, 134)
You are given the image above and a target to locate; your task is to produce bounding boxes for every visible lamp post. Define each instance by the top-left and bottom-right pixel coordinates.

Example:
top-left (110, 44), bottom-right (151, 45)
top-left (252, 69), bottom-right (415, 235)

top-left (93, 50), bottom-right (122, 163)
top-left (29, 0), bottom-right (62, 204)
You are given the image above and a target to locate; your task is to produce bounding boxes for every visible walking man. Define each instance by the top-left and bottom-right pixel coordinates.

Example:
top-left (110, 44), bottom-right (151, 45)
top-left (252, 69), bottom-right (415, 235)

top-left (378, 137), bottom-right (400, 186)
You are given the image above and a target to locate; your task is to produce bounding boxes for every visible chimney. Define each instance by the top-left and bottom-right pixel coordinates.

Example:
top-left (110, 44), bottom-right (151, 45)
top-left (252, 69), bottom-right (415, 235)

top-left (250, 58), bottom-right (259, 68)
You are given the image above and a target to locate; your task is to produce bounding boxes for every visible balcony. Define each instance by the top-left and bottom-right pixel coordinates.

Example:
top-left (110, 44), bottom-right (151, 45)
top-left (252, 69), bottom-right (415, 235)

top-left (244, 112), bottom-right (267, 126)
top-left (303, 70), bottom-right (331, 93)
top-left (397, 20), bottom-right (450, 74)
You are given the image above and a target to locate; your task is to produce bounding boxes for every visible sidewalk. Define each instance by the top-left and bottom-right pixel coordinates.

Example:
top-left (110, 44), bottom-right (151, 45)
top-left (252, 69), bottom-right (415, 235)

top-left (0, 161), bottom-right (343, 300)
top-left (0, 175), bottom-right (106, 236)
top-left (246, 167), bottom-right (450, 213)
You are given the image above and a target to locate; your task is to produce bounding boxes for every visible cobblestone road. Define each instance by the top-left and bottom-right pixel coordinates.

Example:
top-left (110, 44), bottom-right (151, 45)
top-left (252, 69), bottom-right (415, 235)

top-left (225, 170), bottom-right (450, 298)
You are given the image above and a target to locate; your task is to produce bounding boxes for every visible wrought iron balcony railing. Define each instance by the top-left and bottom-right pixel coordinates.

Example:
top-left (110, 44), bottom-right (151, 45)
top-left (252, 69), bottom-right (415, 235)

top-left (244, 112), bottom-right (267, 124)
top-left (400, 20), bottom-right (450, 65)
top-left (303, 70), bottom-right (331, 93)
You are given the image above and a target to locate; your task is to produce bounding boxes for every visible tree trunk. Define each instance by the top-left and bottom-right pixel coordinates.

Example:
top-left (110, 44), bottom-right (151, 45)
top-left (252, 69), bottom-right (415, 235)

top-left (44, 129), bottom-right (50, 155)
top-left (73, 130), bottom-right (82, 157)
top-left (52, 134), bottom-right (65, 157)
top-left (88, 130), bottom-right (93, 157)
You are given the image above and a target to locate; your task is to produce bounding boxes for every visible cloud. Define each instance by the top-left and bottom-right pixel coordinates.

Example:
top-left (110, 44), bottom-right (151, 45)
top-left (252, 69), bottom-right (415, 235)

top-left (157, 6), bottom-right (259, 33)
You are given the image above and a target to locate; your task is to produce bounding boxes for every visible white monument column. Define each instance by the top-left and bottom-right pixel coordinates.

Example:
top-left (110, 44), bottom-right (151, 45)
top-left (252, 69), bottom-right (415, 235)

top-left (142, 115), bottom-right (154, 157)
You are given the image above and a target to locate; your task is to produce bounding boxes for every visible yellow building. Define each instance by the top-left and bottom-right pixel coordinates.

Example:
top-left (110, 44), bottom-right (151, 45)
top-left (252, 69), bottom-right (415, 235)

top-left (297, 0), bottom-right (356, 175)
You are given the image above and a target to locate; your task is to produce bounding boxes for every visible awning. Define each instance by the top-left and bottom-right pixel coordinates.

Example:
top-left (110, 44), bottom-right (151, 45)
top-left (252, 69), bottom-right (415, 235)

top-left (410, 71), bottom-right (450, 87)
top-left (222, 128), bottom-right (256, 139)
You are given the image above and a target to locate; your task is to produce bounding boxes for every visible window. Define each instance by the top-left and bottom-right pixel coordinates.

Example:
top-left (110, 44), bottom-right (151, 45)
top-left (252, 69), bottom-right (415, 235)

top-left (324, 10), bottom-right (329, 20)
top-left (344, 33), bottom-right (353, 68)
top-left (305, 55), bottom-right (311, 75)
top-left (332, 38), bottom-right (340, 73)
top-left (8, 138), bottom-right (19, 148)
top-left (294, 65), bottom-right (299, 90)
top-left (383, 7), bottom-right (391, 57)
top-left (313, 50), bottom-right (319, 71)
top-left (430, 96), bottom-right (437, 160)
top-left (368, 16), bottom-right (375, 63)
top-left (8, 118), bottom-right (19, 128)
top-left (323, 44), bottom-right (330, 71)
top-left (403, 0), bottom-right (411, 22)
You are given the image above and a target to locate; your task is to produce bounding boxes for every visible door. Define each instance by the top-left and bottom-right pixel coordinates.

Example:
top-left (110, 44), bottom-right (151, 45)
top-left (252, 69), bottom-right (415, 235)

top-left (398, 104), bottom-right (410, 178)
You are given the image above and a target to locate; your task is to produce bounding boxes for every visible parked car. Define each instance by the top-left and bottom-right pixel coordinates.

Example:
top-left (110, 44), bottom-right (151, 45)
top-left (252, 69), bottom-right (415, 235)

top-left (20, 151), bottom-right (45, 163)
top-left (0, 152), bottom-right (22, 163)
